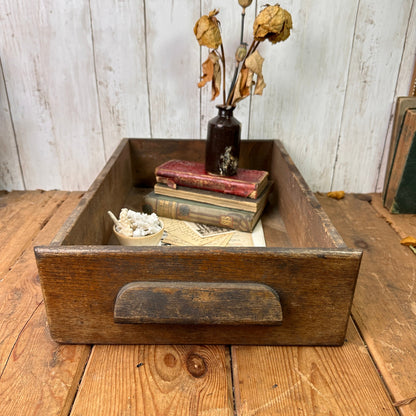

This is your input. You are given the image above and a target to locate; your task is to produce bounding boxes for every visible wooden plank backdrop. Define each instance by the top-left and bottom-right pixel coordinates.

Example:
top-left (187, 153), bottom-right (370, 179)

top-left (0, 0), bottom-right (415, 192)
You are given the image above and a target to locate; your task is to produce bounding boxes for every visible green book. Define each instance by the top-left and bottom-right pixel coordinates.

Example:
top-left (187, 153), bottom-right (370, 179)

top-left (383, 108), bottom-right (416, 213)
top-left (142, 191), bottom-right (268, 232)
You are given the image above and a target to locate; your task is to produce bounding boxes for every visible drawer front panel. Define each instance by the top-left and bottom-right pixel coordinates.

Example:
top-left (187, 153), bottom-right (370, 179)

top-left (35, 246), bottom-right (361, 345)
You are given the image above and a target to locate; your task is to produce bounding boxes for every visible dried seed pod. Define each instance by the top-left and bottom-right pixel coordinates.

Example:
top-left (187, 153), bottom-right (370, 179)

top-left (193, 9), bottom-right (222, 49)
top-left (253, 4), bottom-right (292, 44)
top-left (238, 0), bottom-right (253, 8)
top-left (235, 43), bottom-right (248, 62)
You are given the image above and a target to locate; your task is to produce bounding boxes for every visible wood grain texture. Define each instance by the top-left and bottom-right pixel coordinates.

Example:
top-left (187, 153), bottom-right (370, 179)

top-left (0, 59), bottom-right (23, 190)
top-left (1, 3), bottom-right (416, 192)
top-left (0, 192), bottom-right (82, 373)
top-left (0, 191), bottom-right (89, 416)
top-left (0, 305), bottom-right (90, 416)
top-left (271, 142), bottom-right (346, 249)
top-left (249, 0), bottom-right (360, 191)
top-left (318, 193), bottom-right (416, 415)
top-left (89, 0), bottom-right (150, 157)
top-left (382, 97), bottom-right (416, 201)
top-left (376, 3), bottom-right (416, 191)
top-left (145, 0), bottom-right (200, 139)
top-left (332, 0), bottom-right (414, 192)
top-left (70, 345), bottom-right (233, 416)
top-left (0, 0), bottom-right (105, 190)
top-left (383, 108), bottom-right (416, 212)
top-left (114, 281), bottom-right (283, 325)
top-left (55, 139), bottom-right (132, 245)
top-left (35, 246), bottom-right (360, 345)
top-left (0, 190), bottom-right (69, 278)
top-left (371, 193), bottom-right (416, 239)
top-left (232, 320), bottom-right (397, 416)
top-left (35, 139), bottom-right (361, 346)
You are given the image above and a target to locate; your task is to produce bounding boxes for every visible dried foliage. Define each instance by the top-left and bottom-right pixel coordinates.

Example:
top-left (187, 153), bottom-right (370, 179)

top-left (198, 52), bottom-right (221, 100)
top-left (253, 5), bottom-right (293, 44)
top-left (400, 236), bottom-right (416, 246)
top-left (327, 191), bottom-right (345, 200)
top-left (193, 10), bottom-right (222, 49)
top-left (193, 3), bottom-right (292, 106)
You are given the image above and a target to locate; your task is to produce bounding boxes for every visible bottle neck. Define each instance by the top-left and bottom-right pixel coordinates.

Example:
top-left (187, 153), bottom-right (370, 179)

top-left (217, 105), bottom-right (235, 118)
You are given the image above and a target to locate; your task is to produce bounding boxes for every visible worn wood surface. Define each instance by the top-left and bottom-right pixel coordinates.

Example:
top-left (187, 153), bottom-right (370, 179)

top-left (70, 345), bottom-right (233, 416)
top-left (0, 191), bottom-right (68, 277)
top-left (0, 191), bottom-right (91, 416)
top-left (114, 281), bottom-right (283, 325)
top-left (383, 109), bottom-right (416, 212)
top-left (371, 193), bottom-right (416, 239)
top-left (232, 320), bottom-right (396, 416)
top-left (35, 246), bottom-right (360, 345)
top-left (34, 140), bottom-right (361, 346)
top-left (2, 3), bottom-right (416, 192)
top-left (2, 191), bottom-right (415, 415)
top-left (271, 142), bottom-right (346, 249)
top-left (318, 193), bottom-right (416, 415)
top-left (331, 0), bottom-right (415, 193)
top-left (382, 97), bottom-right (416, 200)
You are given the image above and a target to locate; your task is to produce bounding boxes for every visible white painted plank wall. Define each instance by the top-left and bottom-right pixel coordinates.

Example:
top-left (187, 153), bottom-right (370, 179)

top-left (0, 57), bottom-right (23, 190)
top-left (332, 0), bottom-right (415, 192)
top-left (0, 0), bottom-right (415, 192)
top-left (89, 0), bottom-right (150, 159)
top-left (376, 1), bottom-right (416, 191)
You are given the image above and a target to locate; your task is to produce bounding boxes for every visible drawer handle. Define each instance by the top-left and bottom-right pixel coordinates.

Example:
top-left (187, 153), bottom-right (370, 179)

top-left (114, 281), bottom-right (282, 325)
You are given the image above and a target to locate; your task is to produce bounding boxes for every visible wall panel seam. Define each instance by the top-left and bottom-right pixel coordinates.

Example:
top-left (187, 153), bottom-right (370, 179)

top-left (0, 56), bottom-right (25, 190)
top-left (375, 0), bottom-right (416, 191)
top-left (143, 0), bottom-right (153, 139)
top-left (329, 0), bottom-right (361, 191)
top-left (88, 0), bottom-right (107, 159)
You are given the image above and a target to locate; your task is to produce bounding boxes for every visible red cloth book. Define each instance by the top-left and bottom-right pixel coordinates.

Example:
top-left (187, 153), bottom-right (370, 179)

top-left (155, 160), bottom-right (269, 199)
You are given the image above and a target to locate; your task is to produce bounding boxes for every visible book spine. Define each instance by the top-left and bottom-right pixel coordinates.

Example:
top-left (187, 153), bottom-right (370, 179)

top-left (143, 195), bottom-right (255, 232)
top-left (384, 109), bottom-right (416, 212)
top-left (155, 173), bottom-right (258, 198)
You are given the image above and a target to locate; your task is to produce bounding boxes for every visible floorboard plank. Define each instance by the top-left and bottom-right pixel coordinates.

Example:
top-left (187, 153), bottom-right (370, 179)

top-left (370, 193), bottom-right (416, 240)
top-left (70, 345), bottom-right (234, 416)
top-left (0, 305), bottom-right (90, 416)
top-left (0, 192), bottom-right (90, 416)
top-left (0, 190), bottom-right (69, 278)
top-left (232, 320), bottom-right (396, 416)
top-left (318, 193), bottom-right (416, 416)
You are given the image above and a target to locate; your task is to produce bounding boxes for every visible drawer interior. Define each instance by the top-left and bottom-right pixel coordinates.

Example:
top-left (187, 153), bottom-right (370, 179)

top-left (54, 139), bottom-right (345, 250)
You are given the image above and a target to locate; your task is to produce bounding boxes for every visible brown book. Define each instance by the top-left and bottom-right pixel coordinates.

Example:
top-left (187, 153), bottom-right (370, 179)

top-left (155, 159), bottom-right (268, 199)
top-left (383, 108), bottom-right (416, 213)
top-left (154, 181), bottom-right (273, 213)
top-left (142, 192), bottom-right (267, 232)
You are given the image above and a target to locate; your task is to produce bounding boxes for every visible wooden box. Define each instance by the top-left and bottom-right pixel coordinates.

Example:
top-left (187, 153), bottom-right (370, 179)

top-left (34, 139), bottom-right (362, 346)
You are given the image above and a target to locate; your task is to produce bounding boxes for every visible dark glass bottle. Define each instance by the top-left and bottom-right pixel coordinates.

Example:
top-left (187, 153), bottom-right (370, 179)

top-left (205, 105), bottom-right (241, 176)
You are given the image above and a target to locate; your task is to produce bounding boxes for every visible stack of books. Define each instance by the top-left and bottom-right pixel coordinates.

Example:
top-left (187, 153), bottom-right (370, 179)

top-left (142, 159), bottom-right (272, 232)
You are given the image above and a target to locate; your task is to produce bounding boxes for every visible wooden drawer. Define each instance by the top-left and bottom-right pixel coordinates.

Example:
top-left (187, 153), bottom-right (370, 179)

top-left (34, 139), bottom-right (361, 345)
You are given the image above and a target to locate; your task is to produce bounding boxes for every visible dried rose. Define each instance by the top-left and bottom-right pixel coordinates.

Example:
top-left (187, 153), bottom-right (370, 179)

top-left (253, 4), bottom-right (292, 44)
top-left (238, 0), bottom-right (253, 8)
top-left (193, 9), bottom-right (222, 49)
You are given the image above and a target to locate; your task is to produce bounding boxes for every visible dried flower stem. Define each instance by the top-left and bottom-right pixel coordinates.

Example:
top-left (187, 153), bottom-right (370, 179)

top-left (220, 43), bottom-right (226, 105)
top-left (226, 39), bottom-right (260, 105)
top-left (240, 8), bottom-right (246, 43)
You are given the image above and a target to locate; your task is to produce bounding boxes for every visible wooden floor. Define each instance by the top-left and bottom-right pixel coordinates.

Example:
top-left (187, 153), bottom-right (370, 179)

top-left (0, 190), bottom-right (415, 416)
